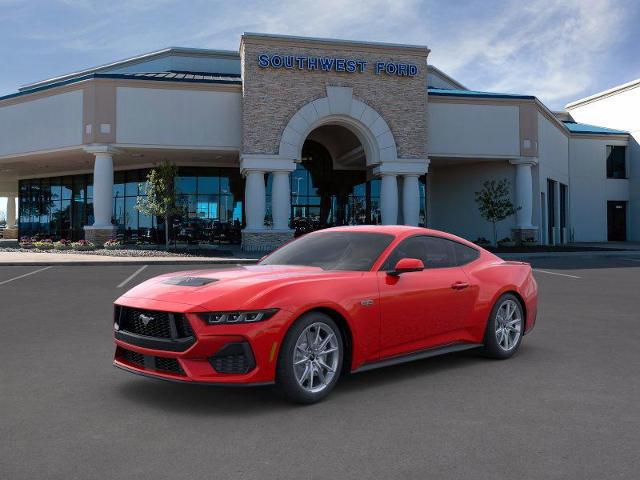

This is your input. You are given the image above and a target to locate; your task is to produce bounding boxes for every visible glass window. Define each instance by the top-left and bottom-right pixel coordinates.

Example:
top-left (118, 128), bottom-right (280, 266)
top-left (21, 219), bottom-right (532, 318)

top-left (198, 176), bottom-right (218, 195)
top-left (606, 146), bottom-right (626, 179)
top-left (452, 242), bottom-right (480, 266)
top-left (125, 197), bottom-right (139, 230)
top-left (385, 235), bottom-right (457, 270)
top-left (61, 177), bottom-right (73, 200)
top-left (175, 174), bottom-right (197, 194)
top-left (125, 171), bottom-right (139, 196)
top-left (113, 171), bottom-right (125, 199)
top-left (261, 231), bottom-right (394, 271)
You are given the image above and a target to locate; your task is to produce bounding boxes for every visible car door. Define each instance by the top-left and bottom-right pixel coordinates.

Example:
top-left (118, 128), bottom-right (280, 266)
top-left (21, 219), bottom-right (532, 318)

top-left (376, 235), bottom-right (476, 358)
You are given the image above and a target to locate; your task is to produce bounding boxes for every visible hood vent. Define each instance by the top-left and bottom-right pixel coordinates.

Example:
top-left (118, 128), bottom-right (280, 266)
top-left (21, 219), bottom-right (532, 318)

top-left (162, 276), bottom-right (218, 287)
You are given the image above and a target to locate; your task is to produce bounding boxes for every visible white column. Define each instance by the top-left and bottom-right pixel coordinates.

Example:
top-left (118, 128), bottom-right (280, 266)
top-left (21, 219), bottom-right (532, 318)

top-left (244, 170), bottom-right (266, 230)
top-left (6, 195), bottom-right (17, 228)
top-left (380, 174), bottom-right (398, 225)
top-left (271, 171), bottom-right (290, 230)
top-left (92, 152), bottom-right (114, 227)
top-left (513, 161), bottom-right (535, 228)
top-left (402, 174), bottom-right (420, 226)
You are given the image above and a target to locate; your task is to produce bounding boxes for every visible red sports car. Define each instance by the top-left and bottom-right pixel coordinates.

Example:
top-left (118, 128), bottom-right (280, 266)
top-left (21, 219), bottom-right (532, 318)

top-left (113, 226), bottom-right (537, 403)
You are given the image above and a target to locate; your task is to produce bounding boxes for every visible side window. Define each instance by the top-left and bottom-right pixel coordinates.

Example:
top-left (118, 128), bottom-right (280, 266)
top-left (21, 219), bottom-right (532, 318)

top-left (384, 236), bottom-right (457, 270)
top-left (452, 241), bottom-right (480, 266)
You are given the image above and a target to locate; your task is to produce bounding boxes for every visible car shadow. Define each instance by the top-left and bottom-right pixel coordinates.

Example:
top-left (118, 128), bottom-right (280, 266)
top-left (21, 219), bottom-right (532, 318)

top-left (116, 379), bottom-right (290, 416)
top-left (115, 347), bottom-right (541, 413)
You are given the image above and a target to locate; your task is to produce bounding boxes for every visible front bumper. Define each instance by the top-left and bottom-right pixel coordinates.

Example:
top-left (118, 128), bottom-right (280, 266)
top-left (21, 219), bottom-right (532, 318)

top-left (113, 299), bottom-right (291, 385)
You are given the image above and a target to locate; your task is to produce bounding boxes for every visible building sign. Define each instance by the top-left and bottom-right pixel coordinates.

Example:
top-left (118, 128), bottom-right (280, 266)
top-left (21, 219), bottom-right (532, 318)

top-left (257, 53), bottom-right (418, 77)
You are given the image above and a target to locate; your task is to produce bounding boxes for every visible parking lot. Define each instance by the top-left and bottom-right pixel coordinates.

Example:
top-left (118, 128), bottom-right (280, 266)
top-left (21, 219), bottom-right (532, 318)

top-left (1, 257), bottom-right (639, 479)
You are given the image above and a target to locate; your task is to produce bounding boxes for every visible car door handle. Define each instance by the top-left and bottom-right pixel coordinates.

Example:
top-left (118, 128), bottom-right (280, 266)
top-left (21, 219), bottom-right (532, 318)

top-left (451, 281), bottom-right (469, 290)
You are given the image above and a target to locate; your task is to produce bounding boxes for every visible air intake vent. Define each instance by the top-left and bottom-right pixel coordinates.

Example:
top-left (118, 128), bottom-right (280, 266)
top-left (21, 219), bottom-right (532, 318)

top-left (208, 342), bottom-right (256, 374)
top-left (162, 276), bottom-right (218, 287)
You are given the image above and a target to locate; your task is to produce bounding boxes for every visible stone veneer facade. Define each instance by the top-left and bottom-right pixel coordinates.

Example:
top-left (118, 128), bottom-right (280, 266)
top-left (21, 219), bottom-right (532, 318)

top-left (238, 34), bottom-right (430, 251)
top-left (240, 34), bottom-right (429, 159)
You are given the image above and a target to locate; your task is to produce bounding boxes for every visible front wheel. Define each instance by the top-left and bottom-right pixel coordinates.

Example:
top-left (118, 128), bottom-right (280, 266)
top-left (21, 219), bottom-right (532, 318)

top-left (481, 293), bottom-right (524, 359)
top-left (276, 312), bottom-right (343, 404)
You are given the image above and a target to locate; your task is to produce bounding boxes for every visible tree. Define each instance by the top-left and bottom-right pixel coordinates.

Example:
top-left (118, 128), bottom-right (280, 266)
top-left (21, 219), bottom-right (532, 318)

top-left (136, 161), bottom-right (182, 250)
top-left (474, 179), bottom-right (519, 246)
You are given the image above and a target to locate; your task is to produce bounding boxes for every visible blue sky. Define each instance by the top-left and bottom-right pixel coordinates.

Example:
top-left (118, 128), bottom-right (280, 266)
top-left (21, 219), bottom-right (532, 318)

top-left (0, 0), bottom-right (640, 109)
top-left (1, 0), bottom-right (639, 109)
top-left (1, 0), bottom-right (639, 214)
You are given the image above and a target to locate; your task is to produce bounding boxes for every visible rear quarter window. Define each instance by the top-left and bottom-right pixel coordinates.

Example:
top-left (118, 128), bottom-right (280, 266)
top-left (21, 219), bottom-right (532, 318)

top-left (453, 241), bottom-right (480, 266)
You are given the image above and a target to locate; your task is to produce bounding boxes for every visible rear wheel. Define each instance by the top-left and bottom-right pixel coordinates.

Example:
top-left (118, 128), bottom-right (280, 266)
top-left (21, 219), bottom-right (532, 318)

top-left (481, 293), bottom-right (524, 359)
top-left (276, 312), bottom-right (343, 404)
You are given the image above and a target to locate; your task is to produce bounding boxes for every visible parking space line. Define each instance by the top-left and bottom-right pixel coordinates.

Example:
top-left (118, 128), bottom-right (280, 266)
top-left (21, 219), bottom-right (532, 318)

top-left (117, 265), bottom-right (148, 288)
top-left (0, 266), bottom-right (52, 286)
top-left (623, 258), bottom-right (640, 263)
top-left (533, 269), bottom-right (581, 279)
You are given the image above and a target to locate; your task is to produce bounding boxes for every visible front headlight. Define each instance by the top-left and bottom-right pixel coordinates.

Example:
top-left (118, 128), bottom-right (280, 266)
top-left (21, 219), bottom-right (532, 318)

top-left (198, 308), bottom-right (279, 325)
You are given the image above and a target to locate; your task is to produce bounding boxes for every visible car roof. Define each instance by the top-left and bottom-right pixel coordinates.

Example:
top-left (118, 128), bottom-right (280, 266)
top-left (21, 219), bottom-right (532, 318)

top-left (314, 225), bottom-right (464, 241)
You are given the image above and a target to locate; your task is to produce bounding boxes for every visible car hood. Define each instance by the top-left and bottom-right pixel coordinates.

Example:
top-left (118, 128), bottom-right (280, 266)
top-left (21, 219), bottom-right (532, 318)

top-left (116, 264), bottom-right (353, 310)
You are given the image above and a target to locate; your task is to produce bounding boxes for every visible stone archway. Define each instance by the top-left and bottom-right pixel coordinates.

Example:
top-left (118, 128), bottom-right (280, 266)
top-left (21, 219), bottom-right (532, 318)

top-left (240, 86), bottom-right (429, 251)
top-left (278, 86), bottom-right (398, 166)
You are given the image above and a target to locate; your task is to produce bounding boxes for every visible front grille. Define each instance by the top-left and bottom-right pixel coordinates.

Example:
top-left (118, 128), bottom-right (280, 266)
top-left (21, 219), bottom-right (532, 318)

top-left (119, 348), bottom-right (184, 376)
top-left (118, 307), bottom-right (173, 338)
top-left (116, 306), bottom-right (194, 340)
top-left (115, 306), bottom-right (196, 352)
top-left (175, 315), bottom-right (194, 338)
top-left (208, 342), bottom-right (255, 374)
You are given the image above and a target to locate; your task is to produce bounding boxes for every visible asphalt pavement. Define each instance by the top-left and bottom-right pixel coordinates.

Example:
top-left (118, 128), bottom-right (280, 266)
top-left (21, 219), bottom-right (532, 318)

top-left (1, 257), bottom-right (639, 479)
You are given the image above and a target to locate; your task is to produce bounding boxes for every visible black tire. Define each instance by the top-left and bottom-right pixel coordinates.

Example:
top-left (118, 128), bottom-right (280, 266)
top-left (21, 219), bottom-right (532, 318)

top-left (481, 293), bottom-right (524, 359)
top-left (276, 312), bottom-right (343, 404)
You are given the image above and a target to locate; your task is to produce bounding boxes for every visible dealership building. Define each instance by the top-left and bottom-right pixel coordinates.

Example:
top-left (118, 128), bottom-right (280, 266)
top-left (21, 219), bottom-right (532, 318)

top-left (0, 33), bottom-right (637, 249)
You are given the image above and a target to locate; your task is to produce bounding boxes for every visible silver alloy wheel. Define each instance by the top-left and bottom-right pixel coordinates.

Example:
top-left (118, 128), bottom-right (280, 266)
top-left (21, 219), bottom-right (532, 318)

top-left (293, 322), bottom-right (340, 394)
top-left (495, 299), bottom-right (522, 351)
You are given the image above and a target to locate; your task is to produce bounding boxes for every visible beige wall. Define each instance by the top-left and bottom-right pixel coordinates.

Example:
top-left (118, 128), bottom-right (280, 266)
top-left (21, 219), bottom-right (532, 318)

top-left (115, 86), bottom-right (242, 148)
top-left (240, 35), bottom-right (429, 159)
top-left (429, 161), bottom-right (517, 242)
top-left (0, 90), bottom-right (83, 157)
top-left (427, 102), bottom-right (520, 157)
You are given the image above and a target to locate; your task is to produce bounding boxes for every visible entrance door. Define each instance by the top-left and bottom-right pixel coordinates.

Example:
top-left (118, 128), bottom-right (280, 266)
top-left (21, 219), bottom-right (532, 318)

top-left (607, 201), bottom-right (627, 241)
top-left (547, 179), bottom-right (556, 244)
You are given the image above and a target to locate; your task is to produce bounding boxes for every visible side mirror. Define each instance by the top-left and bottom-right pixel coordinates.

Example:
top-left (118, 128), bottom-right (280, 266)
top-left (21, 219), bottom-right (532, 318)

top-left (389, 257), bottom-right (424, 276)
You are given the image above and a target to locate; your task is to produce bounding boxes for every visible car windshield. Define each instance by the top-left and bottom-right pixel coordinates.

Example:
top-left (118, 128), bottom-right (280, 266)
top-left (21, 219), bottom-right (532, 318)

top-left (259, 231), bottom-right (394, 271)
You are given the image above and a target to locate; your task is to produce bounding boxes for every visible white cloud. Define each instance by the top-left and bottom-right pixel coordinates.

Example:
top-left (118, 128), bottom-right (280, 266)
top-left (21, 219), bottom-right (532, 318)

top-left (426, 0), bottom-right (628, 107)
top-left (2, 0), bottom-right (635, 108)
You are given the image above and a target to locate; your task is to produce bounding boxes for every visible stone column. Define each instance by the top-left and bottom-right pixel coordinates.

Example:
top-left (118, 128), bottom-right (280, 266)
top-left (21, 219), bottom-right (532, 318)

top-left (6, 195), bottom-right (16, 229)
top-left (272, 171), bottom-right (291, 230)
top-left (402, 174), bottom-right (420, 226)
top-left (2, 195), bottom-right (18, 240)
top-left (83, 146), bottom-right (117, 245)
top-left (244, 170), bottom-right (266, 230)
top-left (380, 174), bottom-right (398, 225)
top-left (240, 154), bottom-right (296, 252)
top-left (510, 157), bottom-right (538, 242)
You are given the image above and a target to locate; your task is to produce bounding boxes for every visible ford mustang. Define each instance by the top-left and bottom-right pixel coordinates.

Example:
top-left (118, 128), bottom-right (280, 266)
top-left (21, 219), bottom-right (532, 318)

top-left (113, 226), bottom-right (537, 403)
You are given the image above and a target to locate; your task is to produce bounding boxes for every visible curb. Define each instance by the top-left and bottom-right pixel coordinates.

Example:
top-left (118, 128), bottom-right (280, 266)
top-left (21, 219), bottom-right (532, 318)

top-left (498, 251), bottom-right (640, 260)
top-left (0, 258), bottom-right (259, 267)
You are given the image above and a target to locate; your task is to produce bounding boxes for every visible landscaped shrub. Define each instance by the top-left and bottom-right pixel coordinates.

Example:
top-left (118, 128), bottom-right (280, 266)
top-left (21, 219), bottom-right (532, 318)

top-left (54, 239), bottom-right (73, 250)
top-left (19, 236), bottom-right (34, 249)
top-left (497, 237), bottom-right (516, 247)
top-left (71, 240), bottom-right (96, 251)
top-left (474, 237), bottom-right (490, 246)
top-left (103, 239), bottom-right (123, 250)
top-left (33, 239), bottom-right (54, 250)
